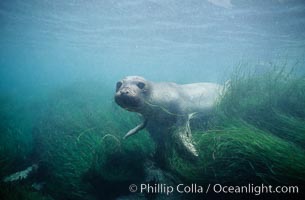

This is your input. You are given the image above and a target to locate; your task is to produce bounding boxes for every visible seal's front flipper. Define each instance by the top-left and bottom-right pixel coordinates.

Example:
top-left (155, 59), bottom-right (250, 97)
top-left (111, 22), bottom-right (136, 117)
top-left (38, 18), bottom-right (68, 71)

top-left (173, 118), bottom-right (199, 157)
top-left (123, 119), bottom-right (147, 139)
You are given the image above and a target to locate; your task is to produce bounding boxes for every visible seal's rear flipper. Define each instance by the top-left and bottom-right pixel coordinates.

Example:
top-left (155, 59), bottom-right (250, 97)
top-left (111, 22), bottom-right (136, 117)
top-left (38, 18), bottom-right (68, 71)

top-left (173, 118), bottom-right (199, 158)
top-left (177, 129), bottom-right (199, 157)
top-left (123, 119), bottom-right (147, 139)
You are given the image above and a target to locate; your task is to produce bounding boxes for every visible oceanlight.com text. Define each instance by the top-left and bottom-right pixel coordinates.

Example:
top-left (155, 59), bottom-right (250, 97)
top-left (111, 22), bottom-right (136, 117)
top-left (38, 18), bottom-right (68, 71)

top-left (212, 183), bottom-right (299, 195)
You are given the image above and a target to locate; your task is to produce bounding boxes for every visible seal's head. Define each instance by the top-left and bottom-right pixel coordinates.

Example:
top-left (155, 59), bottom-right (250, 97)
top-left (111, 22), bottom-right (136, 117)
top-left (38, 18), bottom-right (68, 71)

top-left (114, 76), bottom-right (151, 112)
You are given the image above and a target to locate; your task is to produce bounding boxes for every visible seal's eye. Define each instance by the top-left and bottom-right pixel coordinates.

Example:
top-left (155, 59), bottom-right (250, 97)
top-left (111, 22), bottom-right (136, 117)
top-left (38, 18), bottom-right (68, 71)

top-left (116, 81), bottom-right (122, 91)
top-left (137, 82), bottom-right (145, 89)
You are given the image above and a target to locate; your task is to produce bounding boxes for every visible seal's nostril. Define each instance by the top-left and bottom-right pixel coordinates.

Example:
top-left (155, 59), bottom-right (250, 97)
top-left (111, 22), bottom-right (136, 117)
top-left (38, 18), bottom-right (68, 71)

top-left (120, 88), bottom-right (130, 95)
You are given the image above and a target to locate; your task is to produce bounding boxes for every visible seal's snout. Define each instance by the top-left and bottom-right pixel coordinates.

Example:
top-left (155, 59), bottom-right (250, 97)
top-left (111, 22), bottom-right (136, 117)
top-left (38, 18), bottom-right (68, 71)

top-left (114, 87), bottom-right (141, 111)
top-left (120, 89), bottom-right (129, 95)
top-left (117, 87), bottom-right (134, 96)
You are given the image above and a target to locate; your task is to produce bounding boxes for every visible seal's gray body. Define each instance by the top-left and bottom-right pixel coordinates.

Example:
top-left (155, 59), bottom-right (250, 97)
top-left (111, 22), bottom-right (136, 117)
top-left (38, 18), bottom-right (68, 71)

top-left (114, 76), bottom-right (222, 158)
top-left (149, 82), bottom-right (221, 114)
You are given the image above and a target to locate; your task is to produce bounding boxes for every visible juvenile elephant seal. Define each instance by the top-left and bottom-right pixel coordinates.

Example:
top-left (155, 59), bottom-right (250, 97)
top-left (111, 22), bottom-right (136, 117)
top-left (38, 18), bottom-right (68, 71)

top-left (114, 76), bottom-right (222, 159)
